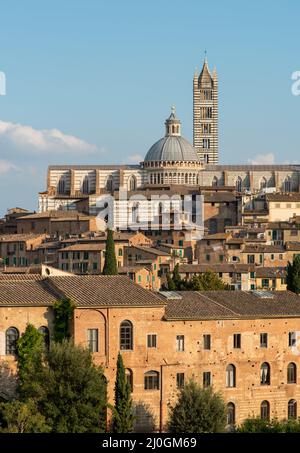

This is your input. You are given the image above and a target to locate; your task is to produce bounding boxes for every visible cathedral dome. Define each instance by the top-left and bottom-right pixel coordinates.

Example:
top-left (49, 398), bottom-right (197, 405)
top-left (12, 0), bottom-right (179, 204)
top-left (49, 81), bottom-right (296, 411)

top-left (144, 135), bottom-right (199, 162)
top-left (144, 108), bottom-right (200, 163)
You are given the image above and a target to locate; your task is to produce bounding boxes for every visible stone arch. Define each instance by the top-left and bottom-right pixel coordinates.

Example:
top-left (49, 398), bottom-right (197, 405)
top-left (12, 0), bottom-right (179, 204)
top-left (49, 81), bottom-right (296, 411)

top-left (75, 310), bottom-right (107, 356)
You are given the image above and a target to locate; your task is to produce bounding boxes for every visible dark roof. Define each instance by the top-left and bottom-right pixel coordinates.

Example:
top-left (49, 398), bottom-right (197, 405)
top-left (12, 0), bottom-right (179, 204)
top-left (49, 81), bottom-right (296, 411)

top-left (48, 165), bottom-right (139, 170)
top-left (205, 165), bottom-right (299, 171)
top-left (255, 267), bottom-right (286, 278)
top-left (204, 192), bottom-right (237, 203)
top-left (46, 275), bottom-right (166, 307)
top-left (267, 193), bottom-right (300, 202)
top-left (0, 275), bottom-right (57, 306)
top-left (162, 290), bottom-right (300, 320)
top-left (131, 246), bottom-right (170, 256)
top-left (243, 244), bottom-right (285, 253)
top-left (178, 264), bottom-right (253, 274)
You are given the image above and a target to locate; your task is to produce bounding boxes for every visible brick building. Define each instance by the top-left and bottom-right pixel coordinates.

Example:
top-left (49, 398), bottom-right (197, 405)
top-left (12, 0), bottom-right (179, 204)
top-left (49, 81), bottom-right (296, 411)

top-left (1, 275), bottom-right (300, 430)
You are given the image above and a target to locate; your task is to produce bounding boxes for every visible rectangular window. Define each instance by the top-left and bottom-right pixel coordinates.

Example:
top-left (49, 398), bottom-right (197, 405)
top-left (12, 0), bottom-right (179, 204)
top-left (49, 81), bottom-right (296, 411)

top-left (176, 335), bottom-right (185, 352)
top-left (118, 248), bottom-right (123, 256)
top-left (260, 333), bottom-right (268, 348)
top-left (203, 334), bottom-right (211, 350)
top-left (87, 329), bottom-right (98, 353)
top-left (93, 262), bottom-right (98, 270)
top-left (262, 279), bottom-right (269, 288)
top-left (176, 373), bottom-right (185, 389)
top-left (219, 255), bottom-right (224, 262)
top-left (144, 372), bottom-right (159, 390)
top-left (233, 333), bottom-right (241, 349)
top-left (83, 251), bottom-right (89, 260)
top-left (289, 332), bottom-right (297, 347)
top-left (247, 255), bottom-right (255, 264)
top-left (206, 254), bottom-right (210, 262)
top-left (147, 334), bottom-right (157, 348)
top-left (203, 372), bottom-right (211, 388)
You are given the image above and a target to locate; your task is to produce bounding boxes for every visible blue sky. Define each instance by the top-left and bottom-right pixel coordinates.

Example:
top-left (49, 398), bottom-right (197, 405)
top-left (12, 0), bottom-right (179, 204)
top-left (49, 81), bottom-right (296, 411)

top-left (0, 0), bottom-right (299, 215)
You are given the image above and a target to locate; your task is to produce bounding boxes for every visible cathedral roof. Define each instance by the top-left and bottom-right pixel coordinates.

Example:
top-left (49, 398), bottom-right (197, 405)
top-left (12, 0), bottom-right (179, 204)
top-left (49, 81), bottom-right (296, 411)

top-left (144, 135), bottom-right (199, 162)
top-left (144, 108), bottom-right (200, 163)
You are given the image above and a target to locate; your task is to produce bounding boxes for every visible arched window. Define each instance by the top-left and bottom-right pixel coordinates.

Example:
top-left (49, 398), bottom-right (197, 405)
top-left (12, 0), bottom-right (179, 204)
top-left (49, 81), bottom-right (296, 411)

top-left (185, 174), bottom-right (188, 184)
top-left (288, 399), bottom-right (297, 419)
top-left (227, 402), bottom-right (235, 426)
top-left (125, 368), bottom-right (133, 392)
top-left (38, 326), bottom-right (50, 349)
top-left (261, 362), bottom-right (270, 385)
top-left (57, 177), bottom-right (65, 195)
top-left (287, 362), bottom-right (297, 384)
top-left (212, 176), bottom-right (218, 187)
top-left (6, 327), bottom-right (19, 355)
top-left (236, 177), bottom-right (243, 192)
top-left (226, 364), bottom-right (236, 388)
top-left (261, 400), bottom-right (270, 420)
top-left (120, 320), bottom-right (133, 350)
top-left (106, 175), bottom-right (114, 192)
top-left (259, 177), bottom-right (267, 190)
top-left (283, 176), bottom-right (291, 192)
top-left (82, 176), bottom-right (90, 194)
top-left (144, 371), bottom-right (159, 390)
top-left (128, 175), bottom-right (137, 191)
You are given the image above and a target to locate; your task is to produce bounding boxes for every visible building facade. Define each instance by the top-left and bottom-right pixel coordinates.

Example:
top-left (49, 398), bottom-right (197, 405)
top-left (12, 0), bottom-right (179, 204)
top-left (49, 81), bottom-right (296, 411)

top-left (1, 275), bottom-right (300, 431)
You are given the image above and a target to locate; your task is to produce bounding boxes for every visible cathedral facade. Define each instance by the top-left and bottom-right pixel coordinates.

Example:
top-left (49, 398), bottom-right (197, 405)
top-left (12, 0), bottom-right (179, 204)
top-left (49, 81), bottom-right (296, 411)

top-left (39, 108), bottom-right (300, 217)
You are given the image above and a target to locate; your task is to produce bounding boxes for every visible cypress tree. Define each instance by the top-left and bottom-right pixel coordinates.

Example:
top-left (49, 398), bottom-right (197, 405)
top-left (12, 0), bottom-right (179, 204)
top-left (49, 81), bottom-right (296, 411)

top-left (172, 264), bottom-right (182, 290)
top-left (111, 353), bottom-right (133, 433)
top-left (166, 272), bottom-right (176, 291)
top-left (287, 256), bottom-right (300, 294)
top-left (103, 229), bottom-right (118, 275)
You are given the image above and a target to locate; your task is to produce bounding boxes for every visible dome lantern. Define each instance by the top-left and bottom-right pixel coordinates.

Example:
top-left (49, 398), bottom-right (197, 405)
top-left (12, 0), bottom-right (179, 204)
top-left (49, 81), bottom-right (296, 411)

top-left (165, 106), bottom-right (181, 137)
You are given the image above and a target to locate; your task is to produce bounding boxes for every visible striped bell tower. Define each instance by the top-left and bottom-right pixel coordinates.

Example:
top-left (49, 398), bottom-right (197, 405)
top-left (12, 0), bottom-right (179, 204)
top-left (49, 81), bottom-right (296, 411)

top-left (193, 57), bottom-right (218, 164)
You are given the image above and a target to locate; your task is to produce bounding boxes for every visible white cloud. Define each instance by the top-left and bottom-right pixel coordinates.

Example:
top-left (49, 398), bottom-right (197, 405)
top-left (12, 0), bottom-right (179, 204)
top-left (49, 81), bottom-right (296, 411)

top-left (127, 154), bottom-right (143, 163)
top-left (0, 159), bottom-right (19, 174)
top-left (248, 153), bottom-right (275, 165)
top-left (0, 120), bottom-right (98, 154)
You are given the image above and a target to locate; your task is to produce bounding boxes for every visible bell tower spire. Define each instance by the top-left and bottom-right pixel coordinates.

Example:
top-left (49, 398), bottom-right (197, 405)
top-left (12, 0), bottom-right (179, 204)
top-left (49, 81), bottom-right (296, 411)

top-left (193, 55), bottom-right (219, 164)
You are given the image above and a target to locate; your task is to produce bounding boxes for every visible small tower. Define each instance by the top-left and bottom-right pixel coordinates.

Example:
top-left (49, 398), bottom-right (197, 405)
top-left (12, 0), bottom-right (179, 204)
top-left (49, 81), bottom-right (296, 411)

top-left (193, 57), bottom-right (218, 164)
top-left (165, 106), bottom-right (181, 136)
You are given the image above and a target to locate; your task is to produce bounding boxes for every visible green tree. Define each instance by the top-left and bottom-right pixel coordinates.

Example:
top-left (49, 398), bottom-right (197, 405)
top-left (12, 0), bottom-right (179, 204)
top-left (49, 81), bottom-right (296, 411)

top-left (168, 380), bottom-right (226, 433)
top-left (172, 264), bottom-right (182, 289)
top-left (38, 340), bottom-right (107, 432)
top-left (53, 297), bottom-right (75, 342)
top-left (286, 255), bottom-right (300, 294)
top-left (111, 353), bottom-right (133, 433)
top-left (17, 324), bottom-right (44, 398)
top-left (237, 417), bottom-right (300, 433)
top-left (103, 229), bottom-right (118, 275)
top-left (0, 399), bottom-right (50, 433)
top-left (166, 272), bottom-right (176, 291)
top-left (188, 271), bottom-right (230, 291)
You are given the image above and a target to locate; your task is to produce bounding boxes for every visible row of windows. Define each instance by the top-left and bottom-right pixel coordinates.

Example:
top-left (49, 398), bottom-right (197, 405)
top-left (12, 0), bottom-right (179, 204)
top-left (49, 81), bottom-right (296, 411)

top-left (226, 400), bottom-right (297, 426)
top-left (225, 362), bottom-right (297, 387)
top-left (56, 175), bottom-right (137, 195)
top-left (6, 326), bottom-right (49, 355)
top-left (116, 323), bottom-right (299, 352)
top-left (149, 173), bottom-right (199, 185)
top-left (210, 177), bottom-right (293, 192)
